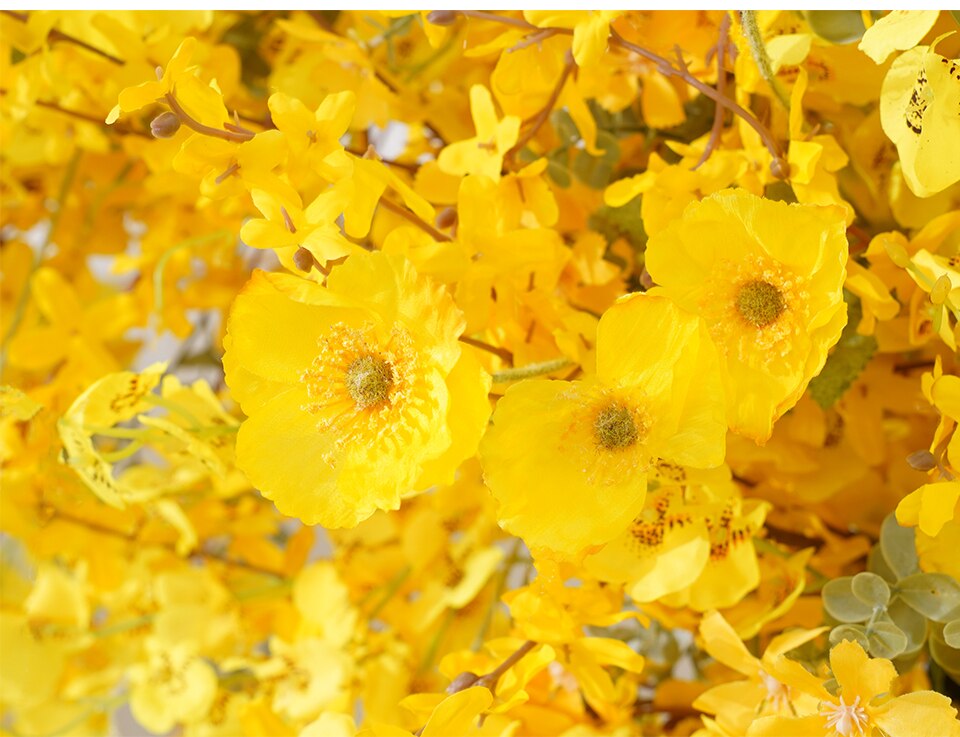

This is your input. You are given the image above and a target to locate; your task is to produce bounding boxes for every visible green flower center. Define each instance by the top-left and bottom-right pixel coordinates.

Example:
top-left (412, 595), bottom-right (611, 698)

top-left (735, 279), bottom-right (786, 328)
top-left (594, 402), bottom-right (641, 450)
top-left (345, 354), bottom-right (393, 409)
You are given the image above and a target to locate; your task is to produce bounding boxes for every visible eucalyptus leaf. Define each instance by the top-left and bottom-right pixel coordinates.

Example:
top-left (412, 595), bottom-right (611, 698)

top-left (852, 571), bottom-right (891, 607)
top-left (866, 620), bottom-right (908, 659)
top-left (830, 624), bottom-right (869, 651)
top-left (888, 597), bottom-right (928, 651)
top-left (944, 619), bottom-right (960, 649)
top-left (867, 544), bottom-right (897, 584)
top-left (823, 577), bottom-right (874, 622)
top-left (803, 10), bottom-right (868, 44)
top-left (879, 514), bottom-right (919, 580)
top-left (897, 573), bottom-right (960, 622)
top-left (929, 626), bottom-right (960, 683)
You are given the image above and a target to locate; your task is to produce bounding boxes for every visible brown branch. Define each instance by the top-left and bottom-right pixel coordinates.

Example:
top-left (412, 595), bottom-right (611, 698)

top-left (378, 197), bottom-right (453, 242)
top-left (459, 336), bottom-right (514, 366)
top-left (608, 28), bottom-right (786, 174)
top-left (2, 10), bottom-right (124, 65)
top-left (507, 53), bottom-right (575, 161)
top-left (456, 10), bottom-right (538, 30)
top-left (693, 13), bottom-right (730, 170)
top-left (0, 94), bottom-right (150, 138)
top-left (165, 91), bottom-right (253, 143)
top-left (43, 506), bottom-right (285, 578)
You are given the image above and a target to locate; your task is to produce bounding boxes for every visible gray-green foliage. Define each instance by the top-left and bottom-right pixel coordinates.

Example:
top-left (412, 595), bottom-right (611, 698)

top-left (808, 294), bottom-right (878, 409)
top-left (821, 514), bottom-right (960, 682)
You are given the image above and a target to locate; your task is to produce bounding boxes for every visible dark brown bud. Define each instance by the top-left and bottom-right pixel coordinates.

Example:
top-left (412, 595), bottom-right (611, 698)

top-left (150, 111), bottom-right (181, 139)
top-left (426, 10), bottom-right (458, 26)
top-left (435, 207), bottom-right (458, 230)
top-left (906, 449), bottom-right (937, 472)
top-left (446, 671), bottom-right (479, 694)
top-left (293, 247), bottom-right (316, 272)
top-left (769, 157), bottom-right (790, 180)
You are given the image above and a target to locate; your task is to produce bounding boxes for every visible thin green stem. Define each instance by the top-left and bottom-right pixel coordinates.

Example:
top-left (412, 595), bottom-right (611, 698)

top-left (739, 11), bottom-right (791, 111)
top-left (492, 357), bottom-right (573, 383)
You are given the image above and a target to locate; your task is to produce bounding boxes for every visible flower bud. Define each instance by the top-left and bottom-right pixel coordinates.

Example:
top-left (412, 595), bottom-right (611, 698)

top-left (436, 207), bottom-right (458, 230)
top-left (906, 449), bottom-right (936, 472)
top-left (427, 10), bottom-right (458, 26)
top-left (446, 671), bottom-right (479, 694)
top-left (769, 157), bottom-right (790, 180)
top-left (929, 274), bottom-right (952, 306)
top-left (293, 246), bottom-right (316, 272)
top-left (151, 111), bottom-right (181, 139)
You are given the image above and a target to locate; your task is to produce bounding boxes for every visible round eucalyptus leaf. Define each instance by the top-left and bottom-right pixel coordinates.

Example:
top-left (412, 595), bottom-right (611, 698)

top-left (888, 597), bottom-right (928, 651)
top-left (944, 618), bottom-right (960, 649)
top-left (803, 10), bottom-right (868, 44)
top-left (823, 577), bottom-right (874, 622)
top-left (897, 573), bottom-right (960, 622)
top-left (852, 571), bottom-right (891, 607)
top-left (830, 624), bottom-right (869, 651)
top-left (866, 620), bottom-right (908, 659)
top-left (879, 514), bottom-right (918, 580)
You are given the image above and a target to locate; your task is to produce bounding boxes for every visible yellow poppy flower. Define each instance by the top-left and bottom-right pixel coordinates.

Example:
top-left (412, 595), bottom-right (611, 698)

top-left (749, 639), bottom-right (960, 737)
top-left (480, 293), bottom-right (726, 556)
top-left (645, 189), bottom-right (848, 442)
top-left (880, 42), bottom-right (960, 197)
top-left (223, 250), bottom-right (491, 527)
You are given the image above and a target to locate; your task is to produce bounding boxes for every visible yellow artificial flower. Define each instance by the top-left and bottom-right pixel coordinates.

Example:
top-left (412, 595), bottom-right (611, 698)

top-left (858, 10), bottom-right (940, 64)
top-left (481, 293), bottom-right (725, 556)
top-left (106, 37), bottom-right (197, 123)
top-left (223, 250), bottom-right (491, 527)
top-left (437, 85), bottom-right (519, 182)
top-left (880, 41), bottom-right (960, 197)
top-left (129, 640), bottom-right (219, 734)
top-left (523, 11), bottom-right (622, 68)
top-left (749, 639), bottom-right (960, 737)
top-left (694, 611), bottom-right (826, 736)
top-left (645, 189), bottom-right (848, 442)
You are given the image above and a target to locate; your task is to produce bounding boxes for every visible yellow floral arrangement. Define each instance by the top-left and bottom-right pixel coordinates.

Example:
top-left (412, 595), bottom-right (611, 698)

top-left (2, 8), bottom-right (960, 737)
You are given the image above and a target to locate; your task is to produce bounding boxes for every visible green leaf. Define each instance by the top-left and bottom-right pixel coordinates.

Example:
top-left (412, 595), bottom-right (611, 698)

top-left (830, 624), bottom-right (869, 651)
top-left (897, 573), bottom-right (960, 622)
top-left (852, 572), bottom-right (891, 607)
top-left (867, 544), bottom-right (897, 584)
top-left (879, 514), bottom-right (919, 580)
top-left (823, 577), bottom-right (874, 622)
top-left (803, 10), bottom-right (869, 44)
top-left (589, 202), bottom-right (648, 253)
top-left (808, 295), bottom-right (877, 409)
top-left (866, 620), bottom-right (908, 659)
top-left (944, 619), bottom-right (960, 648)
top-left (888, 598), bottom-right (928, 652)
top-left (929, 625), bottom-right (960, 683)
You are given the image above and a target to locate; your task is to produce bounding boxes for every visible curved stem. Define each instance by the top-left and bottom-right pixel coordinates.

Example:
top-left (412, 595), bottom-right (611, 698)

top-left (378, 196), bottom-right (452, 242)
top-left (739, 11), bottom-right (791, 111)
top-left (165, 91), bottom-right (253, 143)
top-left (492, 357), bottom-right (573, 383)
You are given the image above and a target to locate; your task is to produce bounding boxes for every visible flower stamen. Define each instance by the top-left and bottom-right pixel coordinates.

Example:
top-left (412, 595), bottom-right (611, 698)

top-left (820, 694), bottom-right (869, 737)
top-left (736, 279), bottom-right (786, 327)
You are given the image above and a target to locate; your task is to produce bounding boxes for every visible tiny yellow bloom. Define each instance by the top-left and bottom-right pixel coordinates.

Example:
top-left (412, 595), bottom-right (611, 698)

top-left (223, 250), bottom-right (490, 527)
top-left (645, 189), bottom-right (848, 442)
top-left (437, 85), bottom-right (519, 182)
top-left (750, 639), bottom-right (960, 736)
top-left (480, 294), bottom-right (726, 556)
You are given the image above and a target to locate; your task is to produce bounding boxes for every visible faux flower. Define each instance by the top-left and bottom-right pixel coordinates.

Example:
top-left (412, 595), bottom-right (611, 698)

top-left (223, 250), bottom-right (490, 527)
top-left (749, 639), bottom-right (960, 736)
top-left (480, 293), bottom-right (725, 556)
top-left (645, 189), bottom-right (848, 442)
top-left (880, 41), bottom-right (960, 197)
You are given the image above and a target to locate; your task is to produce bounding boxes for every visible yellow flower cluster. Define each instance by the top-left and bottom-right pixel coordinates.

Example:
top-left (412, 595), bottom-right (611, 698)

top-left (2, 9), bottom-right (960, 737)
